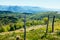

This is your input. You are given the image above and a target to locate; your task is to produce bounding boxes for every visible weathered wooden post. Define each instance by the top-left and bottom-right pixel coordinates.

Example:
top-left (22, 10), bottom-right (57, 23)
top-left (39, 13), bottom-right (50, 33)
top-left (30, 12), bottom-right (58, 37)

top-left (46, 15), bottom-right (49, 33)
top-left (23, 13), bottom-right (32, 40)
top-left (23, 13), bottom-right (26, 40)
top-left (41, 16), bottom-right (49, 39)
top-left (52, 16), bottom-right (55, 32)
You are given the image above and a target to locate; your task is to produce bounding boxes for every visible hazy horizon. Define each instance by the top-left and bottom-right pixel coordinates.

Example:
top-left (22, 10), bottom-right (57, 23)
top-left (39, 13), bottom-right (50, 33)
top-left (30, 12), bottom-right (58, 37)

top-left (0, 0), bottom-right (60, 9)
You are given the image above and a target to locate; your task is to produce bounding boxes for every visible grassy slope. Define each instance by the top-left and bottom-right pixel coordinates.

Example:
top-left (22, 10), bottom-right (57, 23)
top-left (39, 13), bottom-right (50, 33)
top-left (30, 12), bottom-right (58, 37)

top-left (0, 11), bottom-right (60, 40)
top-left (0, 20), bottom-right (60, 40)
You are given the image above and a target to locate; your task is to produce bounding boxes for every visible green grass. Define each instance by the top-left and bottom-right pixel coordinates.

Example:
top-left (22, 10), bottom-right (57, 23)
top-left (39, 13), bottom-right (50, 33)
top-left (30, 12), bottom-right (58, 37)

top-left (0, 27), bottom-right (60, 40)
top-left (0, 20), bottom-right (60, 40)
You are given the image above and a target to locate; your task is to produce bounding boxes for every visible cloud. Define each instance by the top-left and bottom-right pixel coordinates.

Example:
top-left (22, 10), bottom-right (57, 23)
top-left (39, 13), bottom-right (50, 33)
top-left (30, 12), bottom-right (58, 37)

top-left (0, 0), bottom-right (60, 9)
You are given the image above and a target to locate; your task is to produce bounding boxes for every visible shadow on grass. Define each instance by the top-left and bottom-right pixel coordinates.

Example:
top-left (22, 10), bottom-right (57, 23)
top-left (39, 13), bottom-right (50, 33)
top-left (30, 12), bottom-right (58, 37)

top-left (41, 33), bottom-right (47, 39)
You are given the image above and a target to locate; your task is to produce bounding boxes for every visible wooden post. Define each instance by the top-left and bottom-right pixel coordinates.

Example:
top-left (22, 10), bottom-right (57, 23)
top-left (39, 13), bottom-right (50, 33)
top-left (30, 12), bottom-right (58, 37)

top-left (52, 16), bottom-right (55, 32)
top-left (24, 14), bottom-right (26, 40)
top-left (23, 13), bottom-right (32, 40)
top-left (46, 15), bottom-right (49, 33)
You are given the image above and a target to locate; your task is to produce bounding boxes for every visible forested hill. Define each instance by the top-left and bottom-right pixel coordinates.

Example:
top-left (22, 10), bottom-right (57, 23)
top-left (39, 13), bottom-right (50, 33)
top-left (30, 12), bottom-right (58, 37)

top-left (0, 11), bottom-right (60, 19)
top-left (0, 6), bottom-right (60, 13)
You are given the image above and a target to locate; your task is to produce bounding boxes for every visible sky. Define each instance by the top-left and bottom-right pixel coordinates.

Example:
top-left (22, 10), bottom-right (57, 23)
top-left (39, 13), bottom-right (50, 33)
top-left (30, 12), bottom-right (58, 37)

top-left (0, 0), bottom-right (60, 9)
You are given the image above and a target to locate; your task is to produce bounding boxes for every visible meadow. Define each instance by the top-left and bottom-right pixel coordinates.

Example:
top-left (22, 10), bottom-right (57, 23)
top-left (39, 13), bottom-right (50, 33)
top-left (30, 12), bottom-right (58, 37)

top-left (0, 11), bottom-right (60, 40)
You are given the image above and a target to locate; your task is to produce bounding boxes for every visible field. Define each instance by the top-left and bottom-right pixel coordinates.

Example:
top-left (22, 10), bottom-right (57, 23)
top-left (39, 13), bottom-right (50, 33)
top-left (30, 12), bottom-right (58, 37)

top-left (0, 21), bottom-right (60, 40)
top-left (0, 11), bottom-right (60, 40)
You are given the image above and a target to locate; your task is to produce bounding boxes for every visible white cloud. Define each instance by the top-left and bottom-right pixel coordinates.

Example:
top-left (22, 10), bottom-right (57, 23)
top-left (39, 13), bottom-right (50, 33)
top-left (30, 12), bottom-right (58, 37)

top-left (0, 0), bottom-right (60, 9)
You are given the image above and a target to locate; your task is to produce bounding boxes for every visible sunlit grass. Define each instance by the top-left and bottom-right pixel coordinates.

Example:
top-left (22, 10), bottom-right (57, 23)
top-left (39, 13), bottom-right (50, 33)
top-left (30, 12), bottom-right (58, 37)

top-left (0, 20), bottom-right (60, 40)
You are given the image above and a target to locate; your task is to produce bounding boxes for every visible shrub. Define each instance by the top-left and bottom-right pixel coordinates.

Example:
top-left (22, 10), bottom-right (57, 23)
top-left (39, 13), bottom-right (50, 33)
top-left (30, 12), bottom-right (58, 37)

top-left (6, 25), bottom-right (10, 31)
top-left (26, 21), bottom-right (32, 26)
top-left (10, 24), bottom-right (15, 31)
top-left (38, 20), bottom-right (45, 25)
top-left (14, 24), bottom-right (21, 30)
top-left (43, 17), bottom-right (48, 24)
top-left (0, 26), bottom-right (8, 32)
top-left (32, 20), bottom-right (38, 25)
top-left (56, 30), bottom-right (60, 36)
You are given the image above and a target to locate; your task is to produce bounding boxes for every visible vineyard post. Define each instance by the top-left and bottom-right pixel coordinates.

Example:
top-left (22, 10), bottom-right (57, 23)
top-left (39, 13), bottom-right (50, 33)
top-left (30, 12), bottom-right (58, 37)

top-left (52, 16), bottom-right (55, 32)
top-left (24, 14), bottom-right (26, 40)
top-left (46, 15), bottom-right (49, 33)
top-left (23, 13), bottom-right (32, 40)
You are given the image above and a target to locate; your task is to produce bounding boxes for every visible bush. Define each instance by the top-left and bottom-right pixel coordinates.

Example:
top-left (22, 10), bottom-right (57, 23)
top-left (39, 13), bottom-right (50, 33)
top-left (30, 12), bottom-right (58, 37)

top-left (14, 24), bottom-right (21, 30)
top-left (43, 17), bottom-right (48, 24)
top-left (26, 21), bottom-right (32, 26)
top-left (10, 24), bottom-right (15, 31)
top-left (0, 25), bottom-right (10, 32)
top-left (6, 25), bottom-right (10, 31)
top-left (56, 30), bottom-right (60, 36)
top-left (38, 20), bottom-right (45, 25)
top-left (0, 27), bottom-right (8, 32)
top-left (32, 20), bottom-right (38, 25)
top-left (16, 22), bottom-right (24, 29)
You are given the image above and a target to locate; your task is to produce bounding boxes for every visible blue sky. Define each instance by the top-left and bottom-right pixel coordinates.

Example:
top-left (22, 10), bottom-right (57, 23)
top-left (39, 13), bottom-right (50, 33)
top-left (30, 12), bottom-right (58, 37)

top-left (0, 0), bottom-right (60, 9)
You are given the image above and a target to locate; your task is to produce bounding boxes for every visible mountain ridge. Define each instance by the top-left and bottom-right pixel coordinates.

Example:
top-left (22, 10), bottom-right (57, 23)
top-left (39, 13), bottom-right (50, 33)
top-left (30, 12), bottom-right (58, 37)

top-left (0, 5), bottom-right (60, 13)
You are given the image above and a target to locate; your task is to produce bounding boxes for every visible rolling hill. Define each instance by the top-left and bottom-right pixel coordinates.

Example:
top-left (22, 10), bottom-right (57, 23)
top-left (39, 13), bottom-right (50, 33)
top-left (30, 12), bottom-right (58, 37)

top-left (0, 5), bottom-right (52, 13)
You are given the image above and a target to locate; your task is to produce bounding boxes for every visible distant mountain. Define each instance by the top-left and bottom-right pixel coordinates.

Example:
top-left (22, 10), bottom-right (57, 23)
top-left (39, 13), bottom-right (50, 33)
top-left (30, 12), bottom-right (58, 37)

top-left (0, 5), bottom-right (60, 13)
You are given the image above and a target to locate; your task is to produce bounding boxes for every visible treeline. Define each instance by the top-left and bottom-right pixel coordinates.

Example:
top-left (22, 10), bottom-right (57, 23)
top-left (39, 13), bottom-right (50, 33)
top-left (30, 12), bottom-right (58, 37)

top-left (30, 11), bottom-right (60, 20)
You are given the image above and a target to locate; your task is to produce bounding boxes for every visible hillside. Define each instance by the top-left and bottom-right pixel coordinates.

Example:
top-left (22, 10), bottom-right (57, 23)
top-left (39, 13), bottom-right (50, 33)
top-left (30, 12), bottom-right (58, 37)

top-left (0, 5), bottom-right (58, 13)
top-left (0, 11), bottom-right (60, 40)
